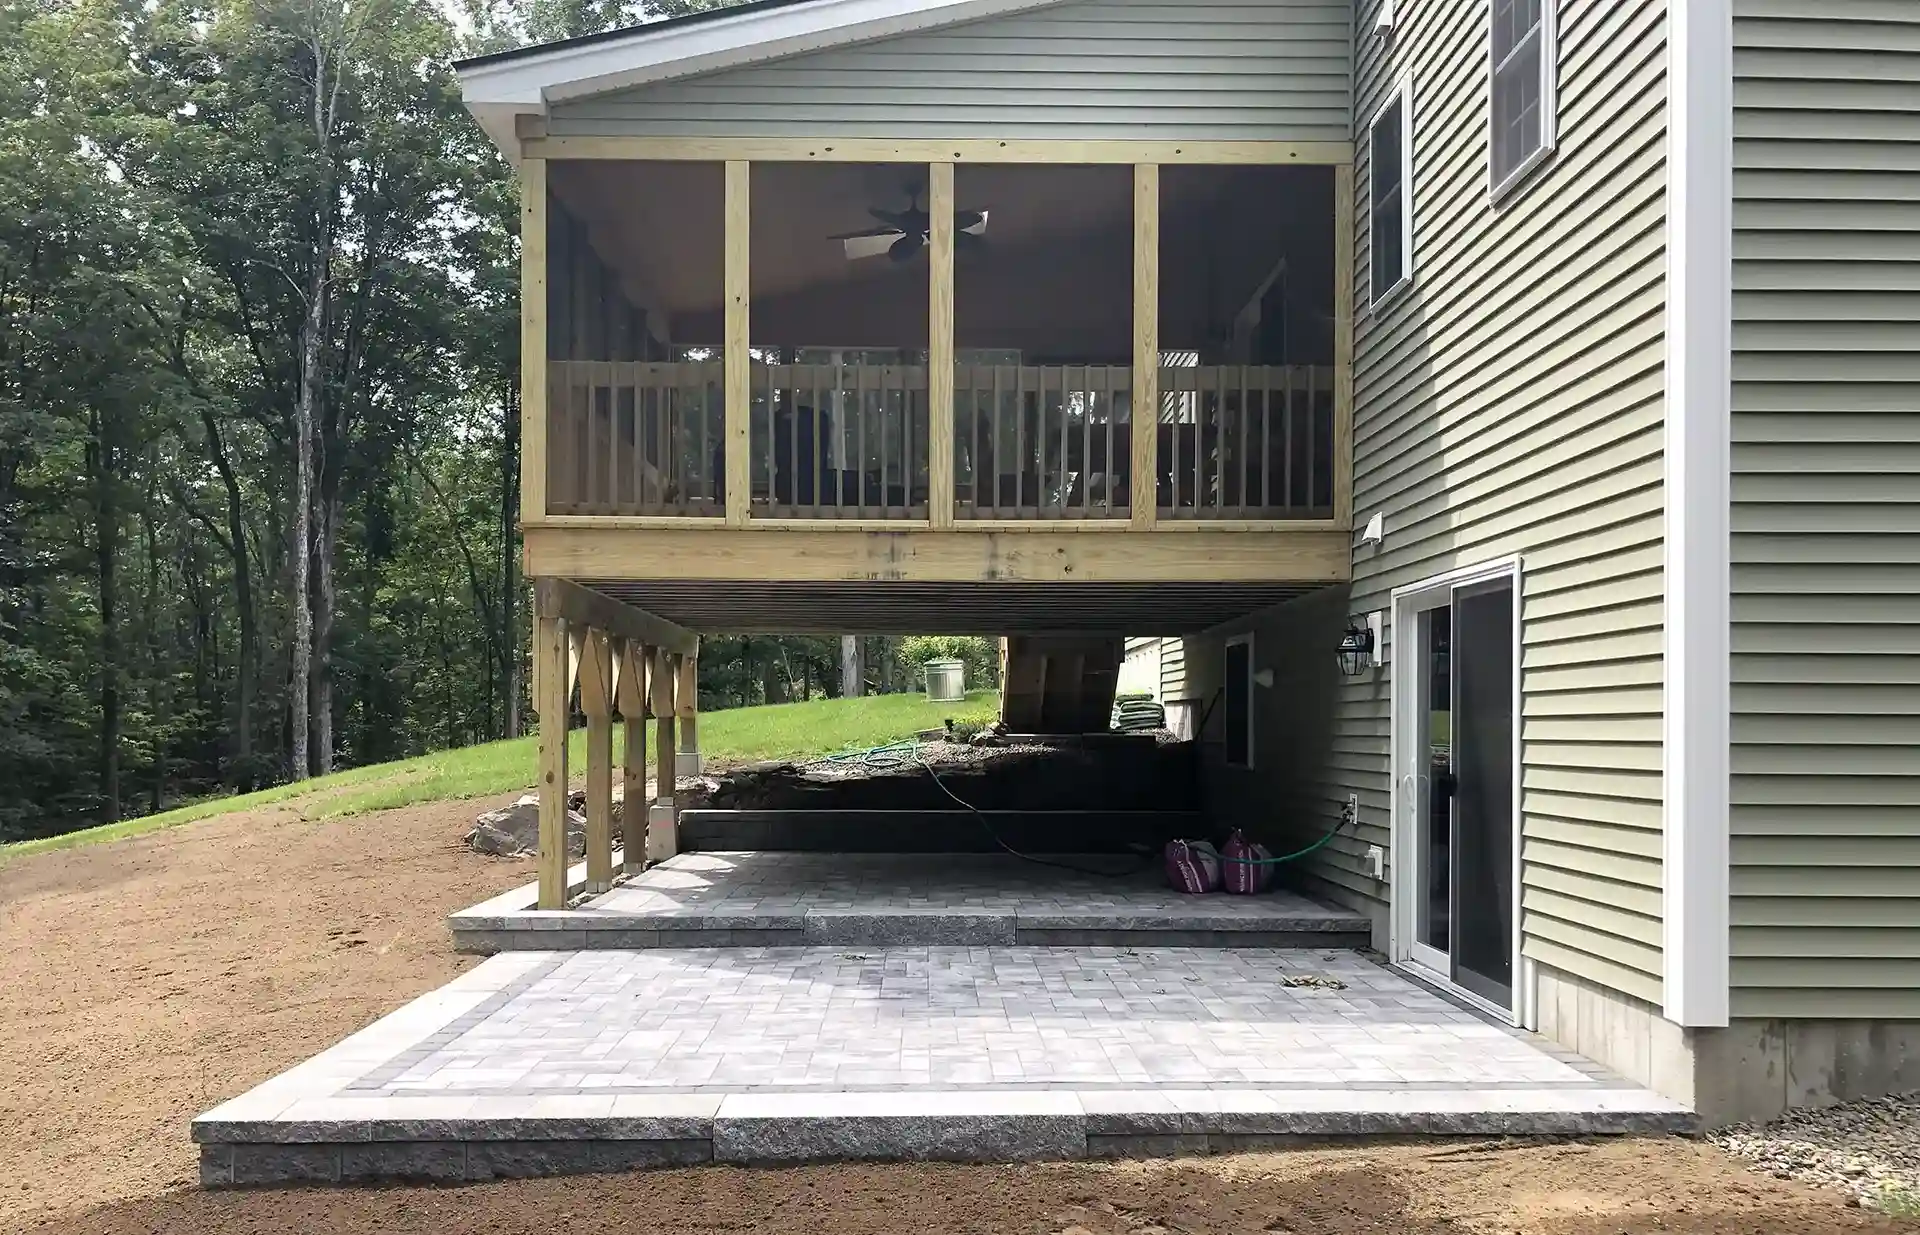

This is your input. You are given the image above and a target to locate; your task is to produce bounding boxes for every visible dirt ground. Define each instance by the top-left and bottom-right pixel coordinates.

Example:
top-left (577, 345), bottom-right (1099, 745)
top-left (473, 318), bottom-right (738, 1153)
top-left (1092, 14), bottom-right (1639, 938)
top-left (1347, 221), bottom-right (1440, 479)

top-left (2, 799), bottom-right (1914, 1235)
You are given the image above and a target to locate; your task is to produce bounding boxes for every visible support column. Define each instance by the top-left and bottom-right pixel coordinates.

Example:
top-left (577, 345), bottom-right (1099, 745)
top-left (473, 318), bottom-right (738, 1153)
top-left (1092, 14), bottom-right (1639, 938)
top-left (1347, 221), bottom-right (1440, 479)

top-left (928, 160), bottom-right (955, 528)
top-left (533, 611), bottom-right (570, 910)
top-left (676, 646), bottom-right (702, 778)
top-left (1131, 163), bottom-right (1160, 529)
top-left (723, 160), bottom-right (751, 526)
top-left (647, 645), bottom-right (679, 862)
top-left (615, 637), bottom-right (649, 874)
top-left (579, 626), bottom-right (615, 894)
top-left (520, 157), bottom-right (548, 522)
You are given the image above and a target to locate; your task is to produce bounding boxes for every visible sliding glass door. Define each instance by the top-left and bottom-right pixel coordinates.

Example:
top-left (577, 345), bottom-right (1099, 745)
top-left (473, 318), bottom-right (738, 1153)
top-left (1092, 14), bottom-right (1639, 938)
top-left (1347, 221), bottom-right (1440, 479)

top-left (1399, 568), bottom-right (1517, 1013)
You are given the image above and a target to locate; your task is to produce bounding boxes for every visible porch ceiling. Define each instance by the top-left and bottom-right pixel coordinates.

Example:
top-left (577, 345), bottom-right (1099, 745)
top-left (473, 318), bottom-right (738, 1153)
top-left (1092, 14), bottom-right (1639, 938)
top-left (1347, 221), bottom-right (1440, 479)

top-left (579, 580), bottom-right (1325, 635)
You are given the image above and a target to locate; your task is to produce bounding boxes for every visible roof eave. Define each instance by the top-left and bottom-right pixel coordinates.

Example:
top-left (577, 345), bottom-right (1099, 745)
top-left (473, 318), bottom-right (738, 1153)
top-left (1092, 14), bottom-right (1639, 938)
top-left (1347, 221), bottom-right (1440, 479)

top-left (459, 0), bottom-right (1069, 158)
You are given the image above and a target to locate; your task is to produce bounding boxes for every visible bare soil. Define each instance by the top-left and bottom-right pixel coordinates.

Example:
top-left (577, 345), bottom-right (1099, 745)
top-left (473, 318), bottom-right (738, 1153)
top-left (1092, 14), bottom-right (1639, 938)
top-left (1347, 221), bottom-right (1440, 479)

top-left (2, 798), bottom-right (1913, 1235)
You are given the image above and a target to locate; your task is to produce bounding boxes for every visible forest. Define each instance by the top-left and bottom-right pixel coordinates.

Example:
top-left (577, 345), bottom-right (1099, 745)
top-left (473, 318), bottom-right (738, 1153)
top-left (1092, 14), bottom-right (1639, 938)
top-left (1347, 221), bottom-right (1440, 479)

top-left (0, 0), bottom-right (996, 842)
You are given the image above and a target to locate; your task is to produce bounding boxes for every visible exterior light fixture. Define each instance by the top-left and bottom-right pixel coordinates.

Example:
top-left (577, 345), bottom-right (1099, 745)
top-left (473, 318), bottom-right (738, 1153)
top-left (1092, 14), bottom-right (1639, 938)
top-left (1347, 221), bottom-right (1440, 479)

top-left (1337, 624), bottom-right (1375, 676)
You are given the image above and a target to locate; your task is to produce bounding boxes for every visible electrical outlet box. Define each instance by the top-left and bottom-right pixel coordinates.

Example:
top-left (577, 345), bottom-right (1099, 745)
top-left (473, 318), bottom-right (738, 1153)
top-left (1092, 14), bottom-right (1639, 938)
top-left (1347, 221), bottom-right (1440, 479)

top-left (1365, 844), bottom-right (1385, 881)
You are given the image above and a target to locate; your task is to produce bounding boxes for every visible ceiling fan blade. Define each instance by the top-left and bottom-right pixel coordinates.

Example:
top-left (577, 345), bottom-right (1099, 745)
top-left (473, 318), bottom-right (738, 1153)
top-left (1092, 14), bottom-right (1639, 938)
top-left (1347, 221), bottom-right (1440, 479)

top-left (842, 233), bottom-right (899, 260)
top-left (955, 227), bottom-right (987, 252)
top-left (954, 209), bottom-right (987, 233)
top-left (828, 225), bottom-right (904, 240)
top-left (889, 232), bottom-right (925, 262)
top-left (869, 206), bottom-right (913, 228)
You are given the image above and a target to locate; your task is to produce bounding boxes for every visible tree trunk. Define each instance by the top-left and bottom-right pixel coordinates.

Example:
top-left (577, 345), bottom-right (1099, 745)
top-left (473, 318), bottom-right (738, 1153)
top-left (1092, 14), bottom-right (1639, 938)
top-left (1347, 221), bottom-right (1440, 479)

top-left (201, 409), bottom-right (257, 790)
top-left (90, 413), bottom-right (120, 824)
top-left (291, 270), bottom-right (320, 781)
top-left (292, 17), bottom-right (343, 781)
top-left (840, 634), bottom-right (863, 698)
top-left (761, 647), bottom-right (785, 705)
top-left (312, 488), bottom-right (338, 775)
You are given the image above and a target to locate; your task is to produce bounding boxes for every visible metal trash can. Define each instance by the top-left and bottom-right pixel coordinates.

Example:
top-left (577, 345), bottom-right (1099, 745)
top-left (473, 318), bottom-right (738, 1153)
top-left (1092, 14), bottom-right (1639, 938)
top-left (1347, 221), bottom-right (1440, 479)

top-left (924, 658), bottom-right (966, 702)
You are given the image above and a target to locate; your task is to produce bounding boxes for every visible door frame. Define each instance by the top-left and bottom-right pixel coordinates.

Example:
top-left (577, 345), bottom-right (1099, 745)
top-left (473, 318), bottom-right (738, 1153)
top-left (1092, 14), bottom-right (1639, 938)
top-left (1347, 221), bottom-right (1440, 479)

top-left (1387, 555), bottom-right (1526, 1025)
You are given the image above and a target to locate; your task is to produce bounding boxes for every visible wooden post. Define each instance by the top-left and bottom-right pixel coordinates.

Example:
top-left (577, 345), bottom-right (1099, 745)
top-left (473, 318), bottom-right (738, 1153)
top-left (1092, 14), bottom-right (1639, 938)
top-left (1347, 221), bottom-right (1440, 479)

top-left (928, 161), bottom-right (956, 529)
top-left (648, 645), bottom-right (679, 862)
top-left (520, 157), bottom-right (549, 522)
top-left (676, 647), bottom-right (701, 777)
top-left (579, 626), bottom-right (615, 894)
top-left (1332, 161), bottom-right (1356, 528)
top-left (617, 639), bottom-right (651, 874)
top-left (533, 610), bottom-right (570, 910)
top-left (1131, 163), bottom-right (1159, 529)
top-left (723, 160), bottom-right (751, 526)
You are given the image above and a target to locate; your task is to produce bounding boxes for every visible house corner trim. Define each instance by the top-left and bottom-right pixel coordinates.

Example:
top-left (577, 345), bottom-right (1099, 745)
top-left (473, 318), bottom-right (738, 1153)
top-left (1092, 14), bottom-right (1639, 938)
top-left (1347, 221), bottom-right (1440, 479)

top-left (1662, 0), bottom-right (1732, 1029)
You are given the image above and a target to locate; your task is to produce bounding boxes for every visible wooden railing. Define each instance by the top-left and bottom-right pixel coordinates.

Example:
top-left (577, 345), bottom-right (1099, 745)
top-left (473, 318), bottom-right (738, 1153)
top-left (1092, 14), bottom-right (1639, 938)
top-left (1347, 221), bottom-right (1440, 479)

top-left (547, 361), bottom-right (723, 515)
top-left (956, 365), bottom-right (1132, 519)
top-left (545, 360), bottom-right (1337, 523)
top-left (752, 363), bottom-right (929, 519)
top-left (1158, 365), bottom-right (1335, 519)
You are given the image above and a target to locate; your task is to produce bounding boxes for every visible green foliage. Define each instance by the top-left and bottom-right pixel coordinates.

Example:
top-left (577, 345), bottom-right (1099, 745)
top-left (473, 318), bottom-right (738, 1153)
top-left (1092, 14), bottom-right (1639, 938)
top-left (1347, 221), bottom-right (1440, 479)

top-left (0, 0), bottom-right (925, 846)
top-left (899, 635), bottom-right (1001, 692)
top-left (0, 688), bottom-right (1001, 861)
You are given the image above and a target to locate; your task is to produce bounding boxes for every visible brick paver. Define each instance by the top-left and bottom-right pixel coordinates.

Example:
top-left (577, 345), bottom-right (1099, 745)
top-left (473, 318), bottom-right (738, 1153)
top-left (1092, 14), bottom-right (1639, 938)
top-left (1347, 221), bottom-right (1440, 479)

top-left (348, 948), bottom-right (1610, 1097)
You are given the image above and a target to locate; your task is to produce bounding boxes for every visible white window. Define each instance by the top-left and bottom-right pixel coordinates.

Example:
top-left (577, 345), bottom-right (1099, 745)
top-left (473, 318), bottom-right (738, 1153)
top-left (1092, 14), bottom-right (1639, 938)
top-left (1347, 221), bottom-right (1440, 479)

top-left (1489, 0), bottom-right (1557, 198)
top-left (1368, 75), bottom-right (1414, 308)
top-left (1224, 633), bottom-right (1254, 768)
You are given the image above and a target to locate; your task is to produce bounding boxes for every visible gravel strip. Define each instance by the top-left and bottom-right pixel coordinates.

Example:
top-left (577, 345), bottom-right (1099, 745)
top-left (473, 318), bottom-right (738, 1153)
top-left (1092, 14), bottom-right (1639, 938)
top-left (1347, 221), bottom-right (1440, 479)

top-left (1712, 1093), bottom-right (1920, 1213)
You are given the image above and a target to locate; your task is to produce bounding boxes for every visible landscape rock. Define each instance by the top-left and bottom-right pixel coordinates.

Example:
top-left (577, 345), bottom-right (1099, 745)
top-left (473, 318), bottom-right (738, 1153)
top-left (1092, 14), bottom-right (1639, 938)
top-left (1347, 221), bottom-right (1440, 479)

top-left (1712, 1092), bottom-right (1920, 1213)
top-left (466, 794), bottom-right (585, 858)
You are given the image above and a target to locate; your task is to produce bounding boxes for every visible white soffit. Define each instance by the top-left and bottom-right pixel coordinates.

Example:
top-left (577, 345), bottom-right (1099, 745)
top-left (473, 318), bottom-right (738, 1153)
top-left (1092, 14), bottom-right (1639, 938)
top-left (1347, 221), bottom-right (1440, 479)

top-left (459, 0), bottom-right (1074, 155)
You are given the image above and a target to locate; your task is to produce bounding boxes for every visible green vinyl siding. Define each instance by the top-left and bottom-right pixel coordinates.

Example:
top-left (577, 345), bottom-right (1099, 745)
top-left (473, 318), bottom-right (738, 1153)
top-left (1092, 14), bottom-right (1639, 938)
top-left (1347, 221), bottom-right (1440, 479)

top-left (547, 0), bottom-right (1351, 141)
top-left (1729, 0), bottom-right (1920, 1021)
top-left (1337, 0), bottom-right (1669, 1003)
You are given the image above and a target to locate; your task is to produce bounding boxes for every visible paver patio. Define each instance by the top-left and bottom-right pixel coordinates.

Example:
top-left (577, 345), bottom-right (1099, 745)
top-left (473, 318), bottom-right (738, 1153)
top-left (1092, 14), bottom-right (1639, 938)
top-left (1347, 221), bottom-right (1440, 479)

top-left (449, 852), bottom-right (1375, 951)
top-left (195, 945), bottom-right (1692, 1184)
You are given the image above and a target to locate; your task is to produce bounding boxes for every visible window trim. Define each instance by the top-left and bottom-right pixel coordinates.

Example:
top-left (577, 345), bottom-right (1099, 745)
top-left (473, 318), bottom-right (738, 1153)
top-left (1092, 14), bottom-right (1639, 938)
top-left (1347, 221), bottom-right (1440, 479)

top-left (1366, 73), bottom-right (1416, 312)
top-left (1487, 0), bottom-right (1559, 204)
top-left (1224, 632), bottom-right (1255, 769)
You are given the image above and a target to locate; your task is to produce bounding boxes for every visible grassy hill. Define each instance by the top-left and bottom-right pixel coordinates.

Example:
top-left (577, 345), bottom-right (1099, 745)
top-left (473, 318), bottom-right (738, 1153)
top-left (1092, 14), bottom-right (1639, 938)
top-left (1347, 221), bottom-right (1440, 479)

top-left (3, 690), bottom-right (1000, 862)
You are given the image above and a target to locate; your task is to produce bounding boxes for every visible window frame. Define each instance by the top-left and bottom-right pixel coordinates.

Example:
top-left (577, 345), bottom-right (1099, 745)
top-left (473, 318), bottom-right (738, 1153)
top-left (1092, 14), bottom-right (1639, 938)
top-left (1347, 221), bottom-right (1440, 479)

top-left (1224, 632), bottom-right (1256, 769)
top-left (1366, 73), bottom-right (1416, 312)
top-left (1487, 0), bottom-right (1559, 204)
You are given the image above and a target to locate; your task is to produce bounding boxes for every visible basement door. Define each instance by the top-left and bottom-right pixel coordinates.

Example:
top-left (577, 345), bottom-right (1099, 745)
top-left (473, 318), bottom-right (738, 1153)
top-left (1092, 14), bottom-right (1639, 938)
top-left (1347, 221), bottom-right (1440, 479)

top-left (1390, 559), bottom-right (1521, 1020)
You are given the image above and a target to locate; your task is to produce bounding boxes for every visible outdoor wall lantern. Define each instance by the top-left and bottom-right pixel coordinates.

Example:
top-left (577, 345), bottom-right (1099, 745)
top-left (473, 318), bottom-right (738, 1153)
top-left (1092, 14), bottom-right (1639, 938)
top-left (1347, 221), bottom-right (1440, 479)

top-left (1336, 624), bottom-right (1376, 676)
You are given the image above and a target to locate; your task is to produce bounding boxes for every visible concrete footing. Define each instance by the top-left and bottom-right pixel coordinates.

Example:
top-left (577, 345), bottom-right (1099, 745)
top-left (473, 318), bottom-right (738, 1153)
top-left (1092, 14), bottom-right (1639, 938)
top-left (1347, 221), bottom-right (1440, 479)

top-left (1534, 962), bottom-right (1920, 1126)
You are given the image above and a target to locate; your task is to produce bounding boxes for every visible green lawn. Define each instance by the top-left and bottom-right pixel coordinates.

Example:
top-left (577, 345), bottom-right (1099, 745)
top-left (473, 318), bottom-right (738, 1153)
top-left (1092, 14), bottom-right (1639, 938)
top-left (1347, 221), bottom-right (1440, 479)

top-left (1, 690), bottom-right (1000, 863)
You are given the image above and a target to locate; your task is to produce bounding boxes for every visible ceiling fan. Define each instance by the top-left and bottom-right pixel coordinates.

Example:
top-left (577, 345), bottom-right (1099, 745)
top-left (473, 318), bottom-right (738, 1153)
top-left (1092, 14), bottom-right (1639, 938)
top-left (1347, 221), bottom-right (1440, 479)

top-left (829, 187), bottom-right (988, 262)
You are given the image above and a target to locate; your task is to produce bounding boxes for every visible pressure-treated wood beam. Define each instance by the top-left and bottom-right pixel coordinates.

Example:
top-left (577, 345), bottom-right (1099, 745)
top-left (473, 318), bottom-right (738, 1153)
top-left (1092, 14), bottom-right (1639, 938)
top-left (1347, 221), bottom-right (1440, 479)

top-left (1332, 162), bottom-right (1356, 529)
top-left (648, 647), bottom-right (678, 862)
top-left (676, 649), bottom-right (701, 776)
top-left (578, 626), bottom-right (615, 894)
top-left (1132, 163), bottom-right (1159, 531)
top-left (928, 161), bottom-right (955, 530)
top-left (534, 576), bottom-right (698, 655)
top-left (526, 528), bottom-right (1351, 585)
top-left (533, 613), bottom-right (570, 910)
top-left (723, 160), bottom-right (751, 526)
top-left (523, 138), bottom-right (1354, 165)
top-left (614, 636), bottom-right (650, 875)
top-left (520, 157), bottom-right (549, 523)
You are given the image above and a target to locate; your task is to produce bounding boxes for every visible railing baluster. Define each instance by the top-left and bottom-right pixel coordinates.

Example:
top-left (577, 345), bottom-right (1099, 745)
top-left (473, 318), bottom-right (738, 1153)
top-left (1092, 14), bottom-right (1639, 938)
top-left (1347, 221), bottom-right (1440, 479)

top-left (1238, 364), bottom-right (1250, 517)
top-left (1055, 366), bottom-right (1069, 515)
top-left (1305, 367), bottom-right (1318, 513)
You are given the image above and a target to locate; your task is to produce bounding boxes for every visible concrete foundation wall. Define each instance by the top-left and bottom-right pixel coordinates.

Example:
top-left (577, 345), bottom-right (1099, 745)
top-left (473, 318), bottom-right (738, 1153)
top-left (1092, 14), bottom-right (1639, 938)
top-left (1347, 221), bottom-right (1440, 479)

top-left (1536, 961), bottom-right (1920, 1126)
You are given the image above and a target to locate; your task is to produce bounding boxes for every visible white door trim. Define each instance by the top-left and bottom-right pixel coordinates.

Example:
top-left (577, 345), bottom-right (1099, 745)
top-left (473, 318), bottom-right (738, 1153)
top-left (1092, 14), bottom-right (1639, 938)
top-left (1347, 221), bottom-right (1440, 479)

top-left (1387, 555), bottom-right (1524, 1024)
